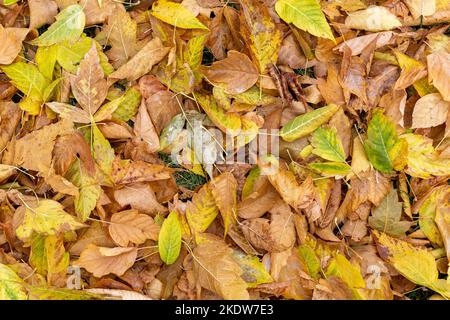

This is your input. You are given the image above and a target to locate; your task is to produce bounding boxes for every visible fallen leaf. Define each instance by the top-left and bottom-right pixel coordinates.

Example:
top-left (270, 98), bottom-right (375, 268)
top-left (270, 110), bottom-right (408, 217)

top-left (109, 210), bottom-right (160, 247)
top-left (75, 245), bottom-right (138, 278)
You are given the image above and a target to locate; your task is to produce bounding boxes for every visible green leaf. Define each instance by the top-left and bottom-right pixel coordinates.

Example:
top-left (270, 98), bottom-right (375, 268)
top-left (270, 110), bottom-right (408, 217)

top-left (112, 88), bottom-right (142, 122)
top-left (0, 263), bottom-right (27, 300)
top-left (308, 161), bottom-right (351, 176)
top-left (297, 244), bottom-right (321, 279)
top-left (280, 104), bottom-right (339, 142)
top-left (66, 160), bottom-right (101, 222)
top-left (29, 235), bottom-right (69, 285)
top-left (368, 188), bottom-right (412, 237)
top-left (275, 0), bottom-right (335, 40)
top-left (241, 166), bottom-right (261, 199)
top-left (311, 127), bottom-right (346, 162)
top-left (158, 211), bottom-right (182, 265)
top-left (232, 251), bottom-right (273, 288)
top-left (151, 0), bottom-right (208, 30)
top-left (364, 109), bottom-right (405, 173)
top-left (16, 199), bottom-right (85, 242)
top-left (30, 5), bottom-right (86, 46)
top-left (3, 0), bottom-right (19, 5)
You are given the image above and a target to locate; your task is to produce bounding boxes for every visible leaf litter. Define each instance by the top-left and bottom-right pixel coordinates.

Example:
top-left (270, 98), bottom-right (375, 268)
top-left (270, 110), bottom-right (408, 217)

top-left (0, 0), bottom-right (449, 301)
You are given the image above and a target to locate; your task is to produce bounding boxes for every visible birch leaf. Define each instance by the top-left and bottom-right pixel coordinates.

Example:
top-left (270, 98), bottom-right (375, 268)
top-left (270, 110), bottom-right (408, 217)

top-left (275, 0), bottom-right (334, 41)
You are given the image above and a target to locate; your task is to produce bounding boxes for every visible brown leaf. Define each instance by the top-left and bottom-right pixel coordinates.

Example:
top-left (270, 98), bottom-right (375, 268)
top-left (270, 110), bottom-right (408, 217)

top-left (0, 25), bottom-right (29, 65)
top-left (108, 37), bottom-right (170, 82)
top-left (112, 160), bottom-right (172, 185)
top-left (29, 0), bottom-right (58, 29)
top-left (75, 245), bottom-right (138, 278)
top-left (114, 183), bottom-right (167, 215)
top-left (427, 51), bottom-right (450, 102)
top-left (70, 44), bottom-right (108, 115)
top-left (204, 50), bottom-right (259, 95)
top-left (109, 209), bottom-right (160, 247)
top-left (192, 238), bottom-right (249, 299)
top-left (210, 172), bottom-right (238, 236)
top-left (412, 93), bottom-right (449, 128)
top-left (12, 119), bottom-right (74, 174)
top-left (133, 100), bottom-right (160, 153)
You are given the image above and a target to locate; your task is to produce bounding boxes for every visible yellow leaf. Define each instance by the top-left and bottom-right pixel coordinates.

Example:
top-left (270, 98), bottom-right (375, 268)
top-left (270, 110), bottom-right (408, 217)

top-left (193, 238), bottom-right (249, 299)
top-left (401, 133), bottom-right (450, 178)
top-left (280, 104), bottom-right (339, 142)
top-left (419, 187), bottom-right (445, 246)
top-left (16, 199), bottom-right (85, 242)
top-left (232, 251), bottom-right (273, 288)
top-left (374, 231), bottom-right (450, 299)
top-left (158, 211), bottom-right (182, 265)
top-left (195, 93), bottom-right (241, 135)
top-left (151, 0), bottom-right (208, 30)
top-left (210, 172), bottom-right (238, 237)
top-left (186, 184), bottom-right (219, 240)
top-left (0, 263), bottom-right (27, 300)
top-left (275, 0), bottom-right (334, 40)
top-left (239, 0), bottom-right (282, 73)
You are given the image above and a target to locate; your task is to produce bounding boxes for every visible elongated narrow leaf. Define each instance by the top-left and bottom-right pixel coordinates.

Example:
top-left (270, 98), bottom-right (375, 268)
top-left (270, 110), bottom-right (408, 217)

top-left (280, 104), bottom-right (339, 142)
top-left (158, 211), bottom-right (182, 265)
